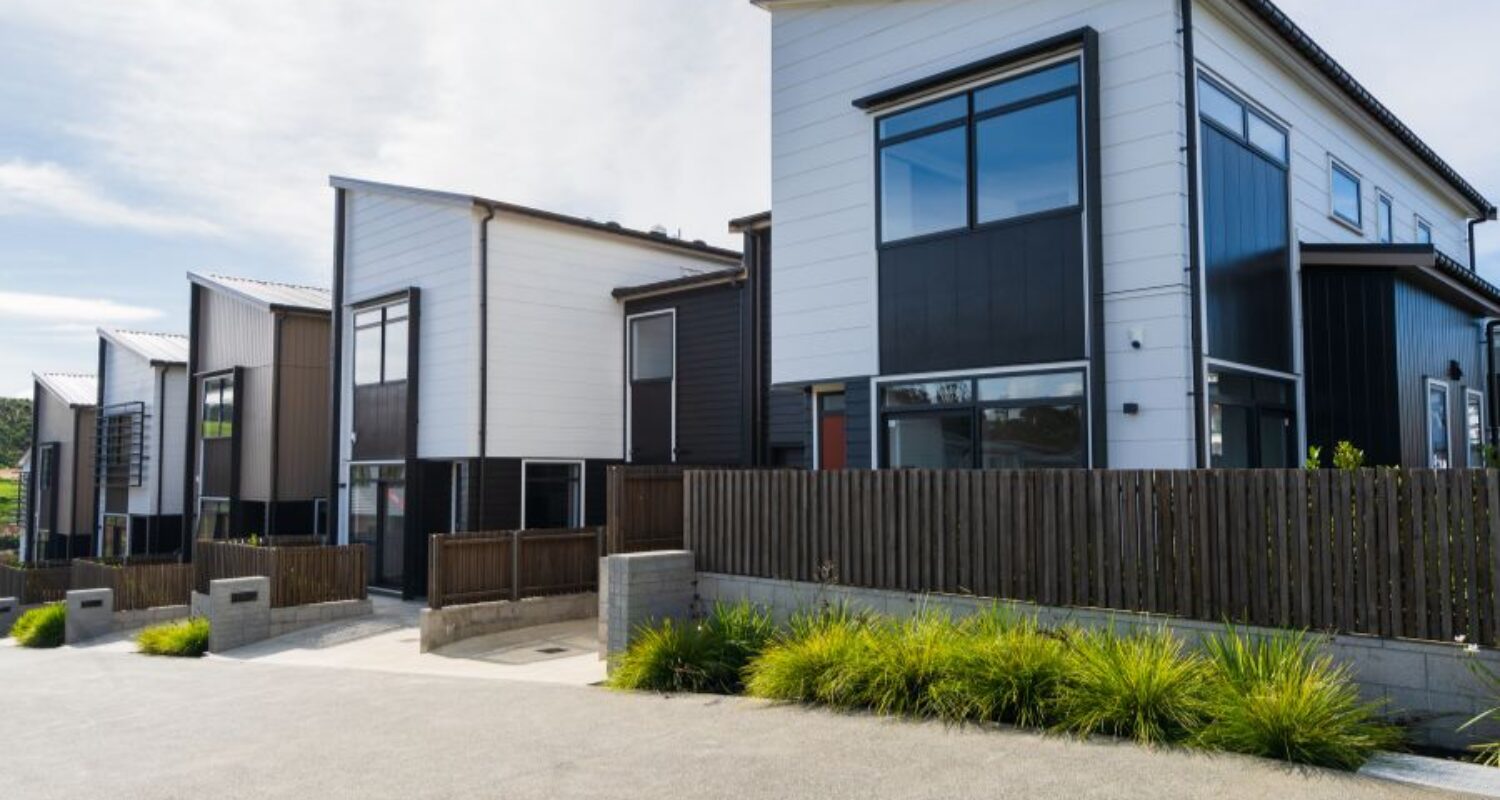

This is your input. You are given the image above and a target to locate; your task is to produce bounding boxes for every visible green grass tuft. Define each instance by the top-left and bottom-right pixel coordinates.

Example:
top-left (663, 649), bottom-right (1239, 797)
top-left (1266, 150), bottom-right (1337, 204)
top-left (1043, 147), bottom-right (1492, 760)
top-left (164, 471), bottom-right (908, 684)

top-left (826, 612), bottom-right (961, 717)
top-left (10, 603), bottom-right (65, 648)
top-left (608, 602), bottom-right (774, 694)
top-left (136, 617), bottom-right (211, 658)
top-left (1197, 627), bottom-right (1400, 770)
top-left (1053, 627), bottom-right (1208, 745)
top-left (745, 610), bottom-right (867, 704)
top-left (930, 616), bottom-right (1069, 727)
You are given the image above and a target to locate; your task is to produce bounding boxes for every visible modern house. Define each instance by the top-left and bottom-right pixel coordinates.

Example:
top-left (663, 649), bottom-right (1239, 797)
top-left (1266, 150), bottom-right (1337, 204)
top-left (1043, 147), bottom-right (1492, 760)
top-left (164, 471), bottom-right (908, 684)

top-left (23, 372), bottom-right (97, 562)
top-left (184, 273), bottom-right (332, 549)
top-left (328, 176), bottom-right (745, 597)
top-left (752, 0), bottom-right (1498, 470)
top-left (94, 328), bottom-right (190, 557)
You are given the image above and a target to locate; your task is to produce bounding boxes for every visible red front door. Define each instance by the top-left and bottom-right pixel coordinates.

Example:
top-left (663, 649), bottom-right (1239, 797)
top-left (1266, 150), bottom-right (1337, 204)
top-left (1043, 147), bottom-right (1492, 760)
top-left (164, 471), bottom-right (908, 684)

top-left (818, 392), bottom-right (846, 470)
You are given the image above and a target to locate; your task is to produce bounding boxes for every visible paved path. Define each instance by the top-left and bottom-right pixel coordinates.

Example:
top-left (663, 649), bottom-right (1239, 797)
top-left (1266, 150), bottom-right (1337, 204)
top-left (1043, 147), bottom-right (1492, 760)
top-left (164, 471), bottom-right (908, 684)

top-left (0, 641), bottom-right (1479, 799)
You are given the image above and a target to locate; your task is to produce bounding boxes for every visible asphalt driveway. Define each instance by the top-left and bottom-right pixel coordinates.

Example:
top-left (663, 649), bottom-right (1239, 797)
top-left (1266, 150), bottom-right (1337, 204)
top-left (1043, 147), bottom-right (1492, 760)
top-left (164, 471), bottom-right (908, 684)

top-left (0, 641), bottom-right (1476, 800)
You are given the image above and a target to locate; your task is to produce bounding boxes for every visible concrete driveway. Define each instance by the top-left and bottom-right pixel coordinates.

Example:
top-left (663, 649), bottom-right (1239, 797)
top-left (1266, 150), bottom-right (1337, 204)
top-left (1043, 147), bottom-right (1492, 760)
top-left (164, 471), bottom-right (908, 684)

top-left (0, 640), bottom-right (1479, 800)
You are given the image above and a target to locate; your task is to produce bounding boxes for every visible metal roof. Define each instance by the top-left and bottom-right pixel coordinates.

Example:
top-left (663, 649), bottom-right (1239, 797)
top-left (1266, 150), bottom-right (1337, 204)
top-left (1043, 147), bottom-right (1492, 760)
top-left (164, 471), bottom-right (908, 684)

top-left (188, 272), bottom-right (332, 313)
top-left (1300, 242), bottom-right (1500, 314)
top-left (329, 176), bottom-right (743, 264)
top-left (34, 372), bottom-right (97, 407)
top-left (613, 267), bottom-right (747, 300)
top-left (98, 328), bottom-right (189, 365)
top-left (728, 211), bottom-right (771, 233)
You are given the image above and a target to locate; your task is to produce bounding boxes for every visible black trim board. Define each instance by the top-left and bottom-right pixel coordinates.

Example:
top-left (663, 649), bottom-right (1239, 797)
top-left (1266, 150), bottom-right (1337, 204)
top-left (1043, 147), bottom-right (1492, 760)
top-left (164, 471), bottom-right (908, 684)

top-left (182, 283), bottom-right (200, 559)
top-left (326, 187), bottom-right (345, 544)
top-left (1182, 0), bottom-right (1208, 468)
top-left (852, 27), bottom-right (1094, 110)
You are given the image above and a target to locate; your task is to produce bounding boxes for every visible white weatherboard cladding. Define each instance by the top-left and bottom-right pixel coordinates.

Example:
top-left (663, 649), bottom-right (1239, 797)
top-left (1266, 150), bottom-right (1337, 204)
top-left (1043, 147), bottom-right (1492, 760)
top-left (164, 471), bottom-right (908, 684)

top-left (100, 343), bottom-right (156, 515)
top-left (767, 0), bottom-right (1197, 467)
top-left (1193, 0), bottom-right (1473, 257)
top-left (340, 188), bottom-right (480, 461)
top-left (159, 366), bottom-right (187, 515)
top-left (485, 214), bottom-right (723, 460)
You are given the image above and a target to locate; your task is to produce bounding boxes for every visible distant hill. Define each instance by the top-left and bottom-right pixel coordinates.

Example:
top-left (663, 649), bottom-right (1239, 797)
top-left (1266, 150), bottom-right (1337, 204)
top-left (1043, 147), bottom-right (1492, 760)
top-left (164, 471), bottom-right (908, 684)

top-left (0, 397), bottom-right (30, 468)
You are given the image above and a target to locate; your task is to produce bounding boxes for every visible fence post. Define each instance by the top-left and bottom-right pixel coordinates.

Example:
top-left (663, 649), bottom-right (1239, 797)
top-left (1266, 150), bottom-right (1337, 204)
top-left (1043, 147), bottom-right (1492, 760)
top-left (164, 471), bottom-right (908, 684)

top-left (429, 535), bottom-right (441, 610)
top-left (511, 531), bottom-right (522, 601)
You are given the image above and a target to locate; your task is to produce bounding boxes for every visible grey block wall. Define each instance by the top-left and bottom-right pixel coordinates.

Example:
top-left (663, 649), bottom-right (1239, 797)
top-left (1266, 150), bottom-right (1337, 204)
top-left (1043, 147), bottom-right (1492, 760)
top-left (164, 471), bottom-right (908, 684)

top-left (599, 552), bottom-right (696, 658)
top-left (421, 592), bottom-right (597, 653)
top-left (0, 597), bottom-right (20, 637)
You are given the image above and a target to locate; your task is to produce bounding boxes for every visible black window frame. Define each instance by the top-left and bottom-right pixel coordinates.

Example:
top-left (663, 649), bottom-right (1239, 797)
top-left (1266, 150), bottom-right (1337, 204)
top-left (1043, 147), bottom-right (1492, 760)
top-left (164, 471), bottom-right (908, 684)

top-left (1196, 75), bottom-right (1288, 168)
top-left (1207, 368), bottom-right (1298, 468)
top-left (201, 374), bottom-right (234, 440)
top-left (1330, 158), bottom-right (1363, 230)
top-left (874, 55), bottom-right (1085, 248)
top-left (877, 368), bottom-right (1088, 469)
top-left (521, 460), bottom-right (583, 530)
top-left (353, 298), bottom-right (410, 387)
top-left (1376, 190), bottom-right (1394, 244)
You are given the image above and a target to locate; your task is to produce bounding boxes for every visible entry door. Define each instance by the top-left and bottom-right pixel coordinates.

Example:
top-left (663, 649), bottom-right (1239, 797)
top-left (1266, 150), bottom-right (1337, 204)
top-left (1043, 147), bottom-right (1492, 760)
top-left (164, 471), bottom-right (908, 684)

top-left (818, 393), bottom-right (847, 470)
top-left (33, 443), bottom-right (59, 557)
top-left (628, 313), bottom-right (674, 464)
top-left (350, 466), bottom-right (405, 590)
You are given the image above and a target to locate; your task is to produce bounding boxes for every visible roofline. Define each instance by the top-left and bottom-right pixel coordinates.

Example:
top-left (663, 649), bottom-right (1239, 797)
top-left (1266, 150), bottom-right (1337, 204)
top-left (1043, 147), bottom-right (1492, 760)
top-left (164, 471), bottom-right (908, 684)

top-left (770, 0), bottom-right (1493, 218)
top-left (96, 327), bottom-right (189, 367)
top-left (612, 268), bottom-right (747, 301)
top-left (1300, 242), bottom-right (1500, 314)
top-left (32, 372), bottom-right (97, 409)
top-left (186, 272), bottom-right (332, 315)
top-left (329, 176), bottom-right (743, 265)
top-left (728, 210), bottom-right (771, 233)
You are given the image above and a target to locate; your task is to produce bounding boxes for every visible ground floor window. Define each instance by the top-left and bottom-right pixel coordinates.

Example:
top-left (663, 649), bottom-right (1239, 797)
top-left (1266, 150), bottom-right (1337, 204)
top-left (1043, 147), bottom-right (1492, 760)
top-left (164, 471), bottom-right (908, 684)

top-left (196, 498), bottom-right (230, 541)
top-left (1466, 388), bottom-right (1485, 468)
top-left (1209, 370), bottom-right (1296, 468)
top-left (102, 514), bottom-right (128, 557)
top-left (1427, 379), bottom-right (1451, 468)
top-left (880, 369), bottom-right (1086, 469)
top-left (350, 464), bottom-right (406, 588)
top-left (523, 461), bottom-right (582, 529)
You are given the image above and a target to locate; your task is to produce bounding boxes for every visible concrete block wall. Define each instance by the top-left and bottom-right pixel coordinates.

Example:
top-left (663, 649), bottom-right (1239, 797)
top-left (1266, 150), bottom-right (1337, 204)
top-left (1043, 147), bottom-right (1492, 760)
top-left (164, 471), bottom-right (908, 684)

top-left (193, 579), bottom-right (373, 653)
top-left (599, 552), bottom-right (696, 658)
top-left (421, 592), bottom-right (597, 653)
top-left (268, 598), bottom-right (373, 639)
top-left (0, 597), bottom-right (20, 637)
top-left (61, 588), bottom-right (188, 644)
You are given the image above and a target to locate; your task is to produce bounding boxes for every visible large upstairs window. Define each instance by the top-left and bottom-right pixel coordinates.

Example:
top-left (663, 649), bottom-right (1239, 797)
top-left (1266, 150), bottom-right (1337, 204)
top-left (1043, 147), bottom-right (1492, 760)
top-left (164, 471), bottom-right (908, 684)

top-left (878, 58), bottom-right (1081, 245)
top-left (354, 300), bottom-right (409, 386)
top-left (201, 375), bottom-right (234, 439)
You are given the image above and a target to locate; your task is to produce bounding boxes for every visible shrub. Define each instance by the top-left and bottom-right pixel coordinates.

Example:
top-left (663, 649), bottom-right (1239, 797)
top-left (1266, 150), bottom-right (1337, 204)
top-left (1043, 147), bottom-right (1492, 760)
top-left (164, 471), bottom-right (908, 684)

top-left (1332, 441), bottom-right (1365, 471)
top-left (745, 608), bottom-right (868, 704)
top-left (136, 617), bottom-right (211, 658)
top-left (608, 602), bottom-right (774, 694)
top-left (930, 616), bottom-right (1069, 727)
top-left (10, 603), bottom-right (65, 648)
top-left (1054, 627), bottom-right (1208, 745)
top-left (1197, 628), bottom-right (1398, 770)
top-left (828, 612), bottom-right (961, 717)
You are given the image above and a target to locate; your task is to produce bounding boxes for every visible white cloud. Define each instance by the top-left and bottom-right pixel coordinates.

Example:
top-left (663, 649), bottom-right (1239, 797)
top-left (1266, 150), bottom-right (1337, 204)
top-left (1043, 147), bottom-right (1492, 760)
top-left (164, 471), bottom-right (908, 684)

top-left (0, 291), bottom-right (163, 324)
top-left (0, 159), bottom-right (224, 237)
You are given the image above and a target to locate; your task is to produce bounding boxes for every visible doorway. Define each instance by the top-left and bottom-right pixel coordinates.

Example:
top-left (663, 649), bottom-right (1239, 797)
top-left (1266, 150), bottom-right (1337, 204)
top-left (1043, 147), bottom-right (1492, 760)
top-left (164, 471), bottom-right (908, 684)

top-left (627, 311), bottom-right (674, 464)
top-left (350, 464), bottom-right (406, 590)
top-left (816, 391), bottom-right (847, 470)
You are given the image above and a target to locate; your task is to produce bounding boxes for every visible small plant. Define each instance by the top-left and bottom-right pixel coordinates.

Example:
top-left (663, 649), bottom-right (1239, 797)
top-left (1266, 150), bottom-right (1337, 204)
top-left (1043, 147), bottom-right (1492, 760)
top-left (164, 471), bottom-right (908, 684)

top-left (745, 607), bottom-right (868, 705)
top-left (1197, 627), bottom-right (1398, 770)
top-left (10, 602), bottom-right (65, 648)
top-left (136, 617), bottom-right (211, 658)
top-left (1304, 445), bottom-right (1323, 470)
top-left (245, 533), bottom-right (262, 547)
top-left (608, 602), bottom-right (774, 694)
top-left (1484, 444), bottom-right (1500, 470)
top-left (930, 615), bottom-right (1068, 727)
top-left (1054, 627), bottom-right (1208, 745)
top-left (1460, 654), bottom-right (1500, 767)
top-left (1332, 440), bottom-right (1365, 471)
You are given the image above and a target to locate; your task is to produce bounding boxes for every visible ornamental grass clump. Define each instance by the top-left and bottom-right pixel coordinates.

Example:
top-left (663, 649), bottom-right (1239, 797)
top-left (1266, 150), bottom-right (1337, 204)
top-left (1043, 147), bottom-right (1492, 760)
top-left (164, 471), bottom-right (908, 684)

top-left (1197, 628), bottom-right (1399, 770)
top-left (744, 604), bottom-right (868, 704)
top-left (608, 601), bottom-right (774, 694)
top-left (136, 617), bottom-right (212, 658)
top-left (1054, 627), bottom-right (1208, 745)
top-left (930, 615), bottom-right (1069, 728)
top-left (10, 603), bottom-right (65, 649)
top-left (827, 611), bottom-right (962, 717)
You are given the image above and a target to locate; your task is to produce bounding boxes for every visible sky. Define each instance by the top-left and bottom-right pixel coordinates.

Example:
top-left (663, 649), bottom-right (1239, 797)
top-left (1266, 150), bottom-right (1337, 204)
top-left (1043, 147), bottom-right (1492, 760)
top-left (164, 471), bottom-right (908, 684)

top-left (1, 0), bottom-right (1498, 398)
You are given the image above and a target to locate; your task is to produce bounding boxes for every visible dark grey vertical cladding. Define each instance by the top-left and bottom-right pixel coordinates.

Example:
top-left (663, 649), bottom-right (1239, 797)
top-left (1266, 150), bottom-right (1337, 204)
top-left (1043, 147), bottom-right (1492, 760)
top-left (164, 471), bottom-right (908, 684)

top-left (236, 501), bottom-right (266, 537)
top-left (1394, 278), bottom-right (1486, 466)
top-left (271, 501), bottom-right (319, 536)
top-left (476, 458), bottom-right (523, 531)
top-left (766, 387), bottom-right (810, 467)
top-left (844, 379), bottom-right (872, 469)
top-left (625, 283), bottom-right (750, 465)
top-left (584, 460), bottom-right (612, 526)
top-left (879, 212), bottom-right (1085, 375)
top-left (1201, 123), bottom-right (1292, 372)
top-left (352, 383), bottom-right (409, 460)
top-left (1300, 270), bottom-right (1400, 465)
top-left (751, 227), bottom-right (773, 465)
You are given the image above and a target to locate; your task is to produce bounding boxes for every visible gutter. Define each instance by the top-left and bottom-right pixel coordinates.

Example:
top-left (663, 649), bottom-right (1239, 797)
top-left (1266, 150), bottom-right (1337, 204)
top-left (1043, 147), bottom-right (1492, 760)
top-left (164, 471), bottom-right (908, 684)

top-left (1180, 0), bottom-right (1208, 468)
top-left (476, 203), bottom-right (497, 530)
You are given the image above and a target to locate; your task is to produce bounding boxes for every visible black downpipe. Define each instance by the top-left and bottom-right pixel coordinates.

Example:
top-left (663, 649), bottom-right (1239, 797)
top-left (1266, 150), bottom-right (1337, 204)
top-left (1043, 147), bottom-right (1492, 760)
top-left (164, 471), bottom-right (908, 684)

top-left (477, 204), bottom-right (496, 530)
top-left (183, 285), bottom-right (201, 561)
top-left (326, 189), bottom-right (346, 545)
top-left (26, 381), bottom-right (39, 563)
top-left (1488, 319), bottom-right (1500, 450)
top-left (1180, 0), bottom-right (1208, 468)
top-left (268, 311), bottom-right (283, 537)
top-left (154, 365), bottom-right (168, 554)
top-left (95, 338), bottom-right (106, 555)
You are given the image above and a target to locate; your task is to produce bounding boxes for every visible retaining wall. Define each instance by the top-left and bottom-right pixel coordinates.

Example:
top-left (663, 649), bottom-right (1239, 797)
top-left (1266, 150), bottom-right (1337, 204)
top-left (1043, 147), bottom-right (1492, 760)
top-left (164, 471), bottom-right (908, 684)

top-left (63, 588), bottom-right (188, 644)
top-left (420, 592), bottom-right (597, 652)
top-left (0, 597), bottom-right (25, 637)
top-left (191, 577), bottom-right (373, 652)
top-left (596, 552), bottom-right (1500, 751)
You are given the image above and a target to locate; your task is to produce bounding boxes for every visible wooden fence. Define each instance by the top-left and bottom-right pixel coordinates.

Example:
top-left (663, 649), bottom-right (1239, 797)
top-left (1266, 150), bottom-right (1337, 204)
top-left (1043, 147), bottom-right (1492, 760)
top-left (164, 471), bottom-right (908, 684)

top-left (72, 557), bottom-right (194, 612)
top-left (0, 561), bottom-right (70, 605)
top-left (194, 541), bottom-right (367, 608)
top-left (606, 466), bottom-right (689, 554)
top-left (685, 468), bottom-right (1500, 647)
top-left (428, 527), bottom-right (601, 609)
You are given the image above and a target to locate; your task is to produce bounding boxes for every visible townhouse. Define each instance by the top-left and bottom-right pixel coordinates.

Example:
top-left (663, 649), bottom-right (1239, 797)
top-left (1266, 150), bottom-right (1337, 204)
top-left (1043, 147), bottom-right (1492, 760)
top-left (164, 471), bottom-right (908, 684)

top-left (184, 273), bottom-right (332, 547)
top-left (328, 177), bottom-right (755, 597)
top-left (752, 0), bottom-right (1498, 470)
top-left (95, 328), bottom-right (190, 557)
top-left (23, 373), bottom-right (96, 562)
